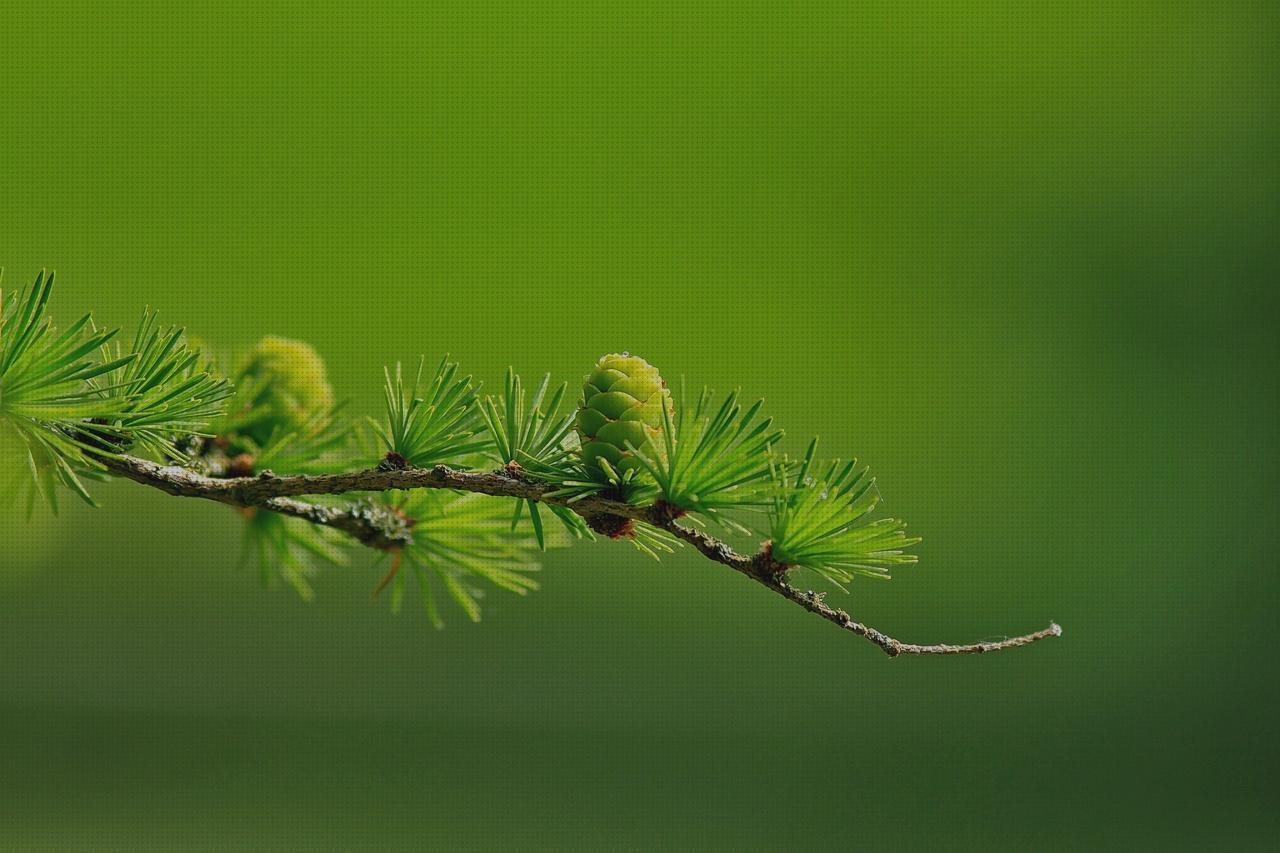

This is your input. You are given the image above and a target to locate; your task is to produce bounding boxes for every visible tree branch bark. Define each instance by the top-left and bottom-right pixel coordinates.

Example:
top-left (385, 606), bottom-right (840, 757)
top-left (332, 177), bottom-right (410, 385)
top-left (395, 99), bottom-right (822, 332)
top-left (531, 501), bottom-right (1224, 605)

top-left (102, 454), bottom-right (1062, 657)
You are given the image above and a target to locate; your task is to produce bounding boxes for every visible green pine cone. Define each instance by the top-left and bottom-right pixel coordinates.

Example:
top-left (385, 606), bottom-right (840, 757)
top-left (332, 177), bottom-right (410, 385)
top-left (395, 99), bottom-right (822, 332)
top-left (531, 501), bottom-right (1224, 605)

top-left (235, 335), bottom-right (335, 444)
top-left (576, 353), bottom-right (673, 479)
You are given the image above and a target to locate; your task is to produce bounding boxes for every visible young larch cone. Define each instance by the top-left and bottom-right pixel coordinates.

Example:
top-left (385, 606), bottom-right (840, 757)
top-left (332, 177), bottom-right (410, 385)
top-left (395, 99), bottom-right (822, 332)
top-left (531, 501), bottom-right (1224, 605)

top-left (576, 353), bottom-right (672, 479)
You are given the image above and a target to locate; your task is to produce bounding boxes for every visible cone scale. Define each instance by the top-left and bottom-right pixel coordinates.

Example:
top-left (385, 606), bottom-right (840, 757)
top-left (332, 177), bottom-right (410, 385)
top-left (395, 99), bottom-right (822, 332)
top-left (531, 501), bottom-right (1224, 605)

top-left (576, 353), bottom-right (672, 480)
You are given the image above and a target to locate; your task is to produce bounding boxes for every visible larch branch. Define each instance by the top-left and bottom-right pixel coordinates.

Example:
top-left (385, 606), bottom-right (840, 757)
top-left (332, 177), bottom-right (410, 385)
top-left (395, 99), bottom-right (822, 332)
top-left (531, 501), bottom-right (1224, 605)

top-left (102, 454), bottom-right (1062, 657)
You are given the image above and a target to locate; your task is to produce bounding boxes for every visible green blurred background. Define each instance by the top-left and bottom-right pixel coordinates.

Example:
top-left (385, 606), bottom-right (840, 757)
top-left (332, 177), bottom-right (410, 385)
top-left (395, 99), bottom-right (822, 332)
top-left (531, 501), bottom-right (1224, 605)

top-left (2, 1), bottom-right (1277, 849)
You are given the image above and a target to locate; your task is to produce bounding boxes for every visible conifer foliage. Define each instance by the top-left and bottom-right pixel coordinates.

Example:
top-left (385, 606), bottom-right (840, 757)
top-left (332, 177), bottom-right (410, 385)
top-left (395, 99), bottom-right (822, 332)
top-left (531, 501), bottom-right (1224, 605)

top-left (1, 271), bottom-right (929, 633)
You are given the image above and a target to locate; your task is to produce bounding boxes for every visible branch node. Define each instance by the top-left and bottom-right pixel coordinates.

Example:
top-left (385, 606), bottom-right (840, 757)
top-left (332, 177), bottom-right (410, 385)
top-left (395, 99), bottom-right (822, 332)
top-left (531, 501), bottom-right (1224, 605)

top-left (226, 453), bottom-right (255, 478)
top-left (586, 513), bottom-right (635, 539)
top-left (379, 452), bottom-right (409, 471)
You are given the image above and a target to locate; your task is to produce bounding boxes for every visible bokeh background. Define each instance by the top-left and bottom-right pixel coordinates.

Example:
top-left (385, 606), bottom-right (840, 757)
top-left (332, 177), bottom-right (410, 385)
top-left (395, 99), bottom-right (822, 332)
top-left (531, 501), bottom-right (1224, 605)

top-left (2, 2), bottom-right (1277, 849)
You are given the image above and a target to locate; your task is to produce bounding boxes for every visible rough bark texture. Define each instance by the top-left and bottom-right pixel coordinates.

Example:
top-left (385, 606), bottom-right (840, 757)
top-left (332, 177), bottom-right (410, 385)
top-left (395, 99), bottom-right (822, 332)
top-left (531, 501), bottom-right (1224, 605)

top-left (103, 454), bottom-right (1062, 657)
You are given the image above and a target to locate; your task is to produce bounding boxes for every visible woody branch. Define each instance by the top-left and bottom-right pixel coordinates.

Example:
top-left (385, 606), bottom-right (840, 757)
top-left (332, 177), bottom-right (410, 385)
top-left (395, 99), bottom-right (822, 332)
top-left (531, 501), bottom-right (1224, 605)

top-left (103, 454), bottom-right (1062, 657)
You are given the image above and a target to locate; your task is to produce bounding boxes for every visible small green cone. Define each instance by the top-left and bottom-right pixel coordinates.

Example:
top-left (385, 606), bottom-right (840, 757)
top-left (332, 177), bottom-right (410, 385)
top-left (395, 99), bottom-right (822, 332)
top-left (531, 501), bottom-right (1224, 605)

top-left (576, 353), bottom-right (672, 480)
top-left (235, 335), bottom-right (335, 444)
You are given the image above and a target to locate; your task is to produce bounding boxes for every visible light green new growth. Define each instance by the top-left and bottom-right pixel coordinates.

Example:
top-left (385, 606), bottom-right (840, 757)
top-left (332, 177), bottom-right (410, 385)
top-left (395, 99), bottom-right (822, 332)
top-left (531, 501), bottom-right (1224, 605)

top-left (241, 508), bottom-right (349, 602)
top-left (372, 355), bottom-right (488, 469)
top-left (630, 383), bottom-right (782, 527)
top-left (767, 439), bottom-right (921, 587)
top-left (0, 271), bottom-right (228, 508)
top-left (477, 368), bottom-right (593, 549)
top-left (95, 308), bottom-right (233, 461)
top-left (382, 490), bottom-right (543, 629)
